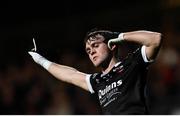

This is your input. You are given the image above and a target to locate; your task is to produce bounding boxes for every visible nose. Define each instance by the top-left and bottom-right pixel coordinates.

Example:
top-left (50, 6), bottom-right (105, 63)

top-left (90, 48), bottom-right (96, 55)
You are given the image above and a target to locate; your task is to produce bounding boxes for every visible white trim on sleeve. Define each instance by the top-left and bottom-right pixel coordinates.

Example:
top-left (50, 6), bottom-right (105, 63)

top-left (85, 74), bottom-right (95, 94)
top-left (141, 45), bottom-right (154, 63)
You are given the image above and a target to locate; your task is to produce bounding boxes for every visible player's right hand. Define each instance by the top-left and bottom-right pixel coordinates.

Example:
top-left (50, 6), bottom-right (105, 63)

top-left (28, 38), bottom-right (52, 70)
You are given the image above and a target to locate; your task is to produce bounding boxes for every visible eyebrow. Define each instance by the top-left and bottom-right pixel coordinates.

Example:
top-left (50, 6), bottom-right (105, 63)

top-left (85, 41), bottom-right (103, 52)
top-left (87, 36), bottom-right (105, 44)
top-left (86, 41), bottom-right (100, 47)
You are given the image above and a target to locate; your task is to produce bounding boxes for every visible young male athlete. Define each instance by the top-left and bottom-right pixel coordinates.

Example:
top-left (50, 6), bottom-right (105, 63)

top-left (28, 29), bottom-right (162, 114)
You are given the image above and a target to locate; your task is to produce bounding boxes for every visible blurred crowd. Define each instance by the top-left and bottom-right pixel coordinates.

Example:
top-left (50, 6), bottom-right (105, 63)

top-left (0, 53), bottom-right (101, 114)
top-left (146, 14), bottom-right (180, 114)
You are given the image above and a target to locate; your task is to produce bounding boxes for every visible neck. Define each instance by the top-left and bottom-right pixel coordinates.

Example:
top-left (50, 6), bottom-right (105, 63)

top-left (101, 56), bottom-right (118, 75)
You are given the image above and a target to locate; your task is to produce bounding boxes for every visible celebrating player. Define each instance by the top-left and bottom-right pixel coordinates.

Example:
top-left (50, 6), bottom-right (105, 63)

top-left (28, 29), bottom-right (162, 114)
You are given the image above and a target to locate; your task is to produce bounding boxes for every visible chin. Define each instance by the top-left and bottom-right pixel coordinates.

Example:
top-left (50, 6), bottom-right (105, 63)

top-left (93, 61), bottom-right (102, 67)
top-left (93, 63), bottom-right (99, 67)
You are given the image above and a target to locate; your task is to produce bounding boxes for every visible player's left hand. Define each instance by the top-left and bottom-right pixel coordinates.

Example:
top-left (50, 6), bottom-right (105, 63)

top-left (108, 33), bottom-right (124, 49)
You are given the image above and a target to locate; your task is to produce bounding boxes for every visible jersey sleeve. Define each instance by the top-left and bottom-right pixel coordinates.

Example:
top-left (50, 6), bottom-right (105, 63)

top-left (132, 46), bottom-right (154, 66)
top-left (141, 45), bottom-right (154, 63)
top-left (85, 74), bottom-right (95, 94)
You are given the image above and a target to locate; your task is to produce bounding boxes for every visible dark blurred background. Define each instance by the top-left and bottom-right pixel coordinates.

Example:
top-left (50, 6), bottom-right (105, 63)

top-left (0, 0), bottom-right (180, 114)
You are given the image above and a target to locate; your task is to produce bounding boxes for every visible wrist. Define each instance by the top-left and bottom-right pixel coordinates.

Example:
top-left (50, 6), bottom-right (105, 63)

top-left (28, 51), bottom-right (52, 70)
top-left (118, 33), bottom-right (124, 41)
top-left (38, 56), bottom-right (52, 70)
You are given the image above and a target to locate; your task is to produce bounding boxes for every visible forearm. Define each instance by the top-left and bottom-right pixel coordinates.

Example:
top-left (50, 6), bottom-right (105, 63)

top-left (123, 30), bottom-right (162, 47)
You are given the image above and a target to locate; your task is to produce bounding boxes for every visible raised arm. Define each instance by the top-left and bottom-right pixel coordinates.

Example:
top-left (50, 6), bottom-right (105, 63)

top-left (109, 30), bottom-right (162, 61)
top-left (28, 52), bottom-right (89, 91)
top-left (123, 31), bottom-right (162, 61)
top-left (48, 62), bottom-right (88, 90)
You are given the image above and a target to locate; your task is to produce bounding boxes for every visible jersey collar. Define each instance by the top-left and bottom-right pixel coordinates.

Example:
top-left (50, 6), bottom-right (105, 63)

top-left (101, 61), bottom-right (122, 77)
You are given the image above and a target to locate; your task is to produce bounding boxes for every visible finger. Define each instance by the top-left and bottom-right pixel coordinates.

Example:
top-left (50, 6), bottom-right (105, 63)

top-left (108, 40), bottom-right (112, 49)
top-left (32, 38), bottom-right (37, 52)
top-left (31, 48), bottom-right (35, 51)
top-left (108, 38), bottom-right (117, 49)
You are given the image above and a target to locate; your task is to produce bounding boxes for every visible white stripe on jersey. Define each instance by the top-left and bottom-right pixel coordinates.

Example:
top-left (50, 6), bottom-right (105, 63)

top-left (141, 45), bottom-right (154, 63)
top-left (85, 74), bottom-right (95, 93)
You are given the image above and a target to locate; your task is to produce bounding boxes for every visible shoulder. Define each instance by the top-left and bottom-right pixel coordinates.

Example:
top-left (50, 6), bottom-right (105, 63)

top-left (85, 73), bottom-right (101, 93)
top-left (90, 73), bottom-right (102, 84)
top-left (123, 46), bottom-right (151, 66)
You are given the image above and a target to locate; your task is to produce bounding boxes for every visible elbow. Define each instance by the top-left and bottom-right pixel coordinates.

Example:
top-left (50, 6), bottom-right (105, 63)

top-left (154, 32), bottom-right (163, 47)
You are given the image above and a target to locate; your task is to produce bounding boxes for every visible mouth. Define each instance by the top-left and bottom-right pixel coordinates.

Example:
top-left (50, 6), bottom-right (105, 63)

top-left (93, 56), bottom-right (98, 61)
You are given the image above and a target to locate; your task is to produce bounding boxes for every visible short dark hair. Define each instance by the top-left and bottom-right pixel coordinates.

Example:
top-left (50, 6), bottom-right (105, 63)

top-left (84, 28), bottom-right (121, 61)
top-left (84, 28), bottom-right (120, 44)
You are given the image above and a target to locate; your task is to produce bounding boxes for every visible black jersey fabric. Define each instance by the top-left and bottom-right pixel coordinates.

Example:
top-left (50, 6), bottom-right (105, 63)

top-left (88, 46), bottom-right (151, 115)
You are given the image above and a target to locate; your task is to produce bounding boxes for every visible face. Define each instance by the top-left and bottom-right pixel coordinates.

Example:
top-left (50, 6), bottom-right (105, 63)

top-left (85, 34), bottom-right (112, 67)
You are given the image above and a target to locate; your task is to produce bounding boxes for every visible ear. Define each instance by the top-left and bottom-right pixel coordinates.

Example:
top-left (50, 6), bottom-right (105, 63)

top-left (110, 44), bottom-right (117, 51)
